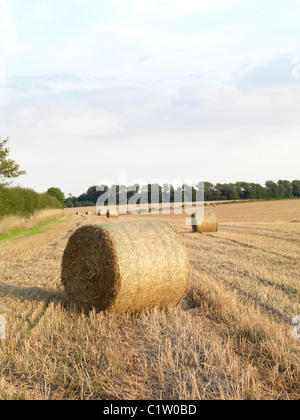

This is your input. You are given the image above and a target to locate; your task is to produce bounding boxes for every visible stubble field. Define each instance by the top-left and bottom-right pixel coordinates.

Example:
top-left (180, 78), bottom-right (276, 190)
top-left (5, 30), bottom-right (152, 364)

top-left (0, 200), bottom-right (299, 400)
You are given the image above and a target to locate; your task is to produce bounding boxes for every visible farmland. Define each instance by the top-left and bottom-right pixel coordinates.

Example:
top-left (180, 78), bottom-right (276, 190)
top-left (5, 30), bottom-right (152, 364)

top-left (0, 199), bottom-right (299, 399)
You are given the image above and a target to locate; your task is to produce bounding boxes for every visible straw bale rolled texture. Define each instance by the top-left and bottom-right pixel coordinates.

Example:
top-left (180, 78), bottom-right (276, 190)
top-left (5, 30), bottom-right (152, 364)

top-left (61, 221), bottom-right (190, 314)
top-left (191, 208), bottom-right (218, 233)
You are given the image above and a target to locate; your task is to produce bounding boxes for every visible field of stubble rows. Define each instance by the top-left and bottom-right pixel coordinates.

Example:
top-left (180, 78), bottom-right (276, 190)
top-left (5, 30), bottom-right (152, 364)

top-left (0, 200), bottom-right (299, 400)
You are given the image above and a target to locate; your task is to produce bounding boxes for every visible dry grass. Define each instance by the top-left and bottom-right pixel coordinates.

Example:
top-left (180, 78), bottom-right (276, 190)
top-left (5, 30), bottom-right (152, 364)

top-left (0, 209), bottom-right (64, 236)
top-left (0, 200), bottom-right (300, 400)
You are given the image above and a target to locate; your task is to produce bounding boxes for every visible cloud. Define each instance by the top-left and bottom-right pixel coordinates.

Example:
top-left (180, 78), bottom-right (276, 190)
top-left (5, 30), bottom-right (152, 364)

top-left (3, 81), bottom-right (300, 195)
top-left (117, 0), bottom-right (254, 18)
top-left (1, 74), bottom-right (83, 92)
top-left (2, 1), bottom-right (300, 194)
top-left (234, 52), bottom-right (300, 89)
top-left (0, 0), bottom-right (19, 60)
top-left (136, 56), bottom-right (155, 63)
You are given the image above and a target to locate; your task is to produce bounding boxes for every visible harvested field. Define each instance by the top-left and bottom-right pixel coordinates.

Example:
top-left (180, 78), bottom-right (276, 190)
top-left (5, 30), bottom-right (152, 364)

top-left (0, 200), bottom-right (300, 400)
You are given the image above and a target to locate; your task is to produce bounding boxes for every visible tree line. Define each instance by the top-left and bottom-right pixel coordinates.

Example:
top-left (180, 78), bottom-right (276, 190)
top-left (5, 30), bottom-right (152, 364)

top-left (64, 180), bottom-right (300, 208)
top-left (0, 186), bottom-right (63, 217)
top-left (1, 138), bottom-right (298, 211)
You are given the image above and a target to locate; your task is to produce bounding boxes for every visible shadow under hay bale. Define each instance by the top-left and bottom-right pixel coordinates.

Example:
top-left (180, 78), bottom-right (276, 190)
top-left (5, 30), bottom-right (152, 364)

top-left (61, 221), bottom-right (190, 314)
top-left (191, 208), bottom-right (218, 233)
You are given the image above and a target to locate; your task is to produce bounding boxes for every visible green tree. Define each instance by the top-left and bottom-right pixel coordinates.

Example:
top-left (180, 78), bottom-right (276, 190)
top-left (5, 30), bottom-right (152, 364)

top-left (265, 181), bottom-right (279, 199)
top-left (212, 184), bottom-right (223, 201)
top-left (226, 184), bottom-right (239, 200)
top-left (204, 182), bottom-right (214, 201)
top-left (234, 182), bottom-right (244, 199)
top-left (277, 180), bottom-right (293, 198)
top-left (214, 183), bottom-right (228, 200)
top-left (162, 183), bottom-right (170, 203)
top-left (0, 137), bottom-right (26, 185)
top-left (47, 187), bottom-right (65, 204)
top-left (169, 184), bottom-right (175, 203)
top-left (255, 183), bottom-right (268, 199)
top-left (292, 180), bottom-right (300, 197)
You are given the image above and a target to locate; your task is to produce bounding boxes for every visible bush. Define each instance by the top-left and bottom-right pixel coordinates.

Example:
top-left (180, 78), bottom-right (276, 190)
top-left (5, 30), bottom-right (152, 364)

top-left (47, 187), bottom-right (65, 204)
top-left (0, 186), bottom-right (63, 218)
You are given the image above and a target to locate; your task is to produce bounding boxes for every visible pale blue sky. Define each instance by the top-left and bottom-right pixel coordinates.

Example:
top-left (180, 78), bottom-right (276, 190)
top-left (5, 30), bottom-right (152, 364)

top-left (0, 0), bottom-right (300, 195)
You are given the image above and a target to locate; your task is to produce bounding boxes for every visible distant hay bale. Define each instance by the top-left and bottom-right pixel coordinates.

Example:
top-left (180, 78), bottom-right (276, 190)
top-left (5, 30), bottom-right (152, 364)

top-left (106, 209), bottom-right (119, 218)
top-left (97, 209), bottom-right (102, 216)
top-left (61, 221), bottom-right (190, 314)
top-left (290, 220), bottom-right (300, 223)
top-left (109, 213), bottom-right (119, 218)
top-left (191, 208), bottom-right (218, 233)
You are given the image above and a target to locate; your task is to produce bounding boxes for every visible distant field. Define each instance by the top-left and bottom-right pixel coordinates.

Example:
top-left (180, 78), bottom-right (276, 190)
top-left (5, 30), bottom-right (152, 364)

top-left (64, 199), bottom-right (300, 221)
top-left (0, 199), bottom-right (299, 399)
top-left (63, 199), bottom-right (244, 215)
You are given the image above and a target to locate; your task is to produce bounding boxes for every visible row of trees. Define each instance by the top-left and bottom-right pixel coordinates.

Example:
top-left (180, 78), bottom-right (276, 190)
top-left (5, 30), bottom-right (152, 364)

top-left (2, 138), bottom-right (299, 211)
top-left (0, 186), bottom-right (63, 217)
top-left (204, 180), bottom-right (300, 201)
top-left (64, 180), bottom-right (300, 207)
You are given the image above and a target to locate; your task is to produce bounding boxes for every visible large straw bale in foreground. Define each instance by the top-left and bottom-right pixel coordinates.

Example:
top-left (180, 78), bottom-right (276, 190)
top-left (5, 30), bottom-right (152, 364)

top-left (61, 221), bottom-right (190, 314)
top-left (191, 208), bottom-right (218, 233)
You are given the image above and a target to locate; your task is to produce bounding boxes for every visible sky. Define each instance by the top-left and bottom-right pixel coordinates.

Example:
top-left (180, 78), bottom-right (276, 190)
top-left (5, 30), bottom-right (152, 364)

top-left (0, 0), bottom-right (300, 196)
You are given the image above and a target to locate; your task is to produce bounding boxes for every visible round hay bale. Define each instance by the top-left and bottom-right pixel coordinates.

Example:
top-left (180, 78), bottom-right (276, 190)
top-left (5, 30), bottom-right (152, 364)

top-left (97, 209), bottom-right (102, 216)
top-left (61, 221), bottom-right (190, 314)
top-left (191, 208), bottom-right (218, 233)
top-left (109, 213), bottom-right (119, 219)
top-left (105, 210), bottom-right (119, 218)
top-left (191, 214), bottom-right (198, 233)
